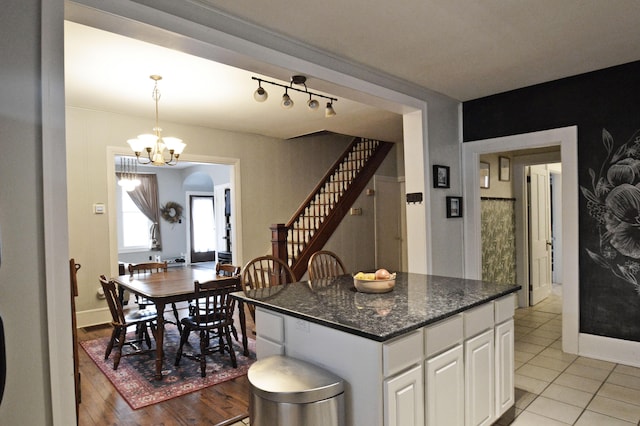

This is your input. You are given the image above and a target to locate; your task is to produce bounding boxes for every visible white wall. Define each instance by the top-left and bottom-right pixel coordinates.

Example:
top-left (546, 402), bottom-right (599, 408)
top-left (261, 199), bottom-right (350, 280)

top-left (0, 1), bottom-right (53, 424)
top-left (66, 107), bottom-right (399, 322)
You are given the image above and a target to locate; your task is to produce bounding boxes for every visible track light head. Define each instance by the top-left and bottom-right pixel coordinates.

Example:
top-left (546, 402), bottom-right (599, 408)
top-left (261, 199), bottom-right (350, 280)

top-left (307, 96), bottom-right (320, 110)
top-left (253, 84), bottom-right (268, 102)
top-left (325, 101), bottom-right (336, 118)
top-left (281, 89), bottom-right (294, 109)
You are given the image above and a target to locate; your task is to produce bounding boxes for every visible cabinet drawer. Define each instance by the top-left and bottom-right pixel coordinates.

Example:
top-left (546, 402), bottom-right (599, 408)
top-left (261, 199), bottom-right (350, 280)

top-left (256, 308), bottom-right (284, 343)
top-left (464, 303), bottom-right (494, 339)
top-left (383, 329), bottom-right (423, 378)
top-left (494, 294), bottom-right (516, 324)
top-left (425, 314), bottom-right (463, 358)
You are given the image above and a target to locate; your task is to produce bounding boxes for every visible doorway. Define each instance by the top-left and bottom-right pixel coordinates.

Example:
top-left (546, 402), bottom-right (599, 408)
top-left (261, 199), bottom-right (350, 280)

top-left (462, 126), bottom-right (579, 355)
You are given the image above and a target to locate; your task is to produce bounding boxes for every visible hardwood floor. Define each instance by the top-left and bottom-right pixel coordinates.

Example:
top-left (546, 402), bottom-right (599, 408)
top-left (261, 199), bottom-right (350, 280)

top-left (77, 304), bottom-right (254, 425)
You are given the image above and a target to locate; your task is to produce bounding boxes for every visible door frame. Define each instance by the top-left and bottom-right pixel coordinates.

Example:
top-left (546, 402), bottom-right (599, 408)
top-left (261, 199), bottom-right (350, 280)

top-left (462, 126), bottom-right (579, 355)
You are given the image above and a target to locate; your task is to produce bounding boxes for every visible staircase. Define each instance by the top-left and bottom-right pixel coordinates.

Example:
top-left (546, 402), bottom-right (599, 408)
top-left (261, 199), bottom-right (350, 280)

top-left (271, 137), bottom-right (394, 279)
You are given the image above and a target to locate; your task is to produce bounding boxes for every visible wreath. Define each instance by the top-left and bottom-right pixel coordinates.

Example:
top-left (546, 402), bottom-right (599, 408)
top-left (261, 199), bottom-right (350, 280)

top-left (160, 201), bottom-right (183, 223)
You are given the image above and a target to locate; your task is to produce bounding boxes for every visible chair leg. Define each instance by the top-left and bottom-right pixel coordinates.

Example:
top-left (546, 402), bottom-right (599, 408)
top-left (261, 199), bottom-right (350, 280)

top-left (104, 327), bottom-right (118, 360)
top-left (230, 322), bottom-right (239, 342)
top-left (171, 303), bottom-right (182, 333)
top-left (113, 327), bottom-right (126, 370)
top-left (175, 324), bottom-right (190, 366)
top-left (224, 326), bottom-right (237, 368)
top-left (143, 323), bottom-right (152, 349)
top-left (199, 329), bottom-right (207, 377)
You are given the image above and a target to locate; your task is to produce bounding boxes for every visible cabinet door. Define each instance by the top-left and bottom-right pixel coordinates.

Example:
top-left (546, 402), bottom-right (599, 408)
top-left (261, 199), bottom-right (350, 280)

top-left (495, 320), bottom-right (514, 417)
top-left (426, 345), bottom-right (464, 426)
top-left (465, 329), bottom-right (495, 426)
top-left (384, 364), bottom-right (424, 426)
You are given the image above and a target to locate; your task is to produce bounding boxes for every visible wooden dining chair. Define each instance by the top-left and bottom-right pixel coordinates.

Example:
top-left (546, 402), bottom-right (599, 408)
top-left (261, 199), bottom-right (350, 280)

top-left (308, 250), bottom-right (347, 280)
top-left (175, 277), bottom-right (239, 377)
top-left (99, 275), bottom-right (158, 370)
top-left (128, 261), bottom-right (183, 332)
top-left (241, 255), bottom-right (296, 322)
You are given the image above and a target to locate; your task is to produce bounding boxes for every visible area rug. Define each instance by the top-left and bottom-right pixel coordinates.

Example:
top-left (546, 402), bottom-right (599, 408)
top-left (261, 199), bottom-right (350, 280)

top-left (80, 325), bottom-right (256, 409)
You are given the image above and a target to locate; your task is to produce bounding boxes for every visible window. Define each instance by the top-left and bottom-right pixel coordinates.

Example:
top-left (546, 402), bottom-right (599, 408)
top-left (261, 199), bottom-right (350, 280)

top-left (118, 187), bottom-right (152, 251)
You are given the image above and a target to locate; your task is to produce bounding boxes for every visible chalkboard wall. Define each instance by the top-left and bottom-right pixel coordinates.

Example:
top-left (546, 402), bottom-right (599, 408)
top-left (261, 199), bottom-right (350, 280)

top-left (463, 60), bottom-right (640, 342)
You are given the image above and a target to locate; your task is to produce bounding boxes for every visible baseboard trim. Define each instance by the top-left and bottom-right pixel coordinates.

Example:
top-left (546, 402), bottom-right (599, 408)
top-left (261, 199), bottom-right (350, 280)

top-left (579, 333), bottom-right (640, 368)
top-left (76, 307), bottom-right (111, 329)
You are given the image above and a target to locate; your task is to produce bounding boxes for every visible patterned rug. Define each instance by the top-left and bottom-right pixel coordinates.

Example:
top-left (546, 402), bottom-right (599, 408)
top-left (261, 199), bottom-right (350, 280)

top-left (80, 324), bottom-right (256, 409)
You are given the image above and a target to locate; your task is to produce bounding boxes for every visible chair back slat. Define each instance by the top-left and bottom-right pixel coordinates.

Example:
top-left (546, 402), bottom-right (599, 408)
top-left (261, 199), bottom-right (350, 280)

top-left (308, 250), bottom-right (346, 280)
top-left (242, 255), bottom-right (296, 293)
top-left (193, 277), bottom-right (239, 325)
top-left (216, 263), bottom-right (240, 277)
top-left (128, 261), bottom-right (168, 276)
top-left (99, 275), bottom-right (126, 325)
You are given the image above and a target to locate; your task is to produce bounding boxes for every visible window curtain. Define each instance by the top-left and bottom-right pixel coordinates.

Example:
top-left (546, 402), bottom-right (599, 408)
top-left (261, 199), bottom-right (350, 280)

top-left (118, 173), bottom-right (162, 250)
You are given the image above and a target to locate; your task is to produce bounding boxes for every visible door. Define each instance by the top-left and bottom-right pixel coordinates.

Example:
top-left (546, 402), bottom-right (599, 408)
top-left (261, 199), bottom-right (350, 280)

top-left (375, 176), bottom-right (403, 271)
top-left (189, 195), bottom-right (216, 263)
top-left (465, 329), bottom-right (495, 426)
top-left (529, 165), bottom-right (552, 305)
top-left (384, 364), bottom-right (424, 426)
top-left (495, 320), bottom-right (514, 418)
top-left (426, 345), bottom-right (464, 426)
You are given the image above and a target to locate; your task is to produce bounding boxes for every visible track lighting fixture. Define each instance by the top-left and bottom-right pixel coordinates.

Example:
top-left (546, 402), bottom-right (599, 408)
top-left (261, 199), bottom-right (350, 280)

top-left (252, 75), bottom-right (337, 117)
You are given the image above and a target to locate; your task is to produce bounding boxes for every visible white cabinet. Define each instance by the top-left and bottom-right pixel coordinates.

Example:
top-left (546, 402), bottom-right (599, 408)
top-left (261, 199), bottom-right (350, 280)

top-left (465, 329), bottom-right (495, 426)
top-left (384, 364), bottom-right (424, 426)
top-left (426, 344), bottom-right (464, 426)
top-left (495, 319), bottom-right (514, 418)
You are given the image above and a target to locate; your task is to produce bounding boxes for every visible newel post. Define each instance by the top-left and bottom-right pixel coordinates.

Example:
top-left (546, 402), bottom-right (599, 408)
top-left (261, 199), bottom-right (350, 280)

top-left (271, 224), bottom-right (288, 264)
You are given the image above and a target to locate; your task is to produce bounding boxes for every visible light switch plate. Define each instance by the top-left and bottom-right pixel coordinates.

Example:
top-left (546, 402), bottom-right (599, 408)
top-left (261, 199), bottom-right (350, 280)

top-left (93, 203), bottom-right (105, 214)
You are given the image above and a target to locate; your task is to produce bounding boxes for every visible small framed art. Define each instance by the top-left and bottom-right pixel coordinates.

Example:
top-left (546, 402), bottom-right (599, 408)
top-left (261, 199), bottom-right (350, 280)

top-left (433, 165), bottom-right (450, 188)
top-left (446, 196), bottom-right (463, 218)
top-left (499, 156), bottom-right (511, 181)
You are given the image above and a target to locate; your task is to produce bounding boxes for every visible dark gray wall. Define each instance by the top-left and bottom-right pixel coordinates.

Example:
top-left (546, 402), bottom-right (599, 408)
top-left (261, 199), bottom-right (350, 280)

top-left (463, 61), bottom-right (640, 342)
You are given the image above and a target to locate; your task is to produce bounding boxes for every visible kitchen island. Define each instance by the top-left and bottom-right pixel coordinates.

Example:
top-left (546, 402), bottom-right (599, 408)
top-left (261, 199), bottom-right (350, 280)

top-left (233, 273), bottom-right (520, 426)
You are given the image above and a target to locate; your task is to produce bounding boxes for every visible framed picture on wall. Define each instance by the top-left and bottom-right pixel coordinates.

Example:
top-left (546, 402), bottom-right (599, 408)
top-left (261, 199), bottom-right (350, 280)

top-left (480, 162), bottom-right (490, 188)
top-left (432, 165), bottom-right (450, 188)
top-left (499, 156), bottom-right (511, 181)
top-left (446, 196), bottom-right (463, 218)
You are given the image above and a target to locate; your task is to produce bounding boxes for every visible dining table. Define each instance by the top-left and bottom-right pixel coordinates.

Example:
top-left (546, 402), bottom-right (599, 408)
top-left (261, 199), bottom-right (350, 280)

top-left (112, 264), bottom-right (249, 380)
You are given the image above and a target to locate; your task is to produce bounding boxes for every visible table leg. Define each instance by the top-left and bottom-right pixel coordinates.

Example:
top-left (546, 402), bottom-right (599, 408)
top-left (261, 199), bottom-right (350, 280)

top-left (154, 301), bottom-right (166, 380)
top-left (238, 300), bottom-right (249, 356)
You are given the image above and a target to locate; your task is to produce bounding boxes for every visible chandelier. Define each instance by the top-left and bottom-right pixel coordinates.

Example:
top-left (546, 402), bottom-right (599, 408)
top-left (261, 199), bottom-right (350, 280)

top-left (127, 75), bottom-right (186, 166)
top-left (252, 75), bottom-right (337, 117)
top-left (117, 157), bottom-right (141, 192)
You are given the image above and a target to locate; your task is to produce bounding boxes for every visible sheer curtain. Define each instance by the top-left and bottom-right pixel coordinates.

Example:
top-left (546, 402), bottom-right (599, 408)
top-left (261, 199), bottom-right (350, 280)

top-left (119, 173), bottom-right (162, 250)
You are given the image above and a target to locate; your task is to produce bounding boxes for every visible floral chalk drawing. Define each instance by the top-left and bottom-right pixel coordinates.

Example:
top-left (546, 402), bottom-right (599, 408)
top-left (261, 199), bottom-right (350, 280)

top-left (581, 128), bottom-right (640, 295)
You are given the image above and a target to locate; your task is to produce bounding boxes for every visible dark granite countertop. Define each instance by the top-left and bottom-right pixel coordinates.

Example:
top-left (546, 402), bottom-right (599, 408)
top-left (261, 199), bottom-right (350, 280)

top-left (232, 272), bottom-right (521, 342)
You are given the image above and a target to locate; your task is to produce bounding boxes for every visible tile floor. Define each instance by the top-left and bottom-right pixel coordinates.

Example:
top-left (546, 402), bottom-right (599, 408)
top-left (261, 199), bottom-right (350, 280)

top-left (229, 285), bottom-right (640, 425)
top-left (497, 285), bottom-right (640, 425)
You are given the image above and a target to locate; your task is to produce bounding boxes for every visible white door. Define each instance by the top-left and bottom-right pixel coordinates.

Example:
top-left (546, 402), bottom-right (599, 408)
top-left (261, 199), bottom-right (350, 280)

top-left (465, 329), bottom-right (495, 426)
top-left (384, 364), bottom-right (424, 426)
top-left (529, 165), bottom-right (552, 305)
top-left (495, 320), bottom-right (515, 418)
top-left (426, 345), bottom-right (464, 426)
top-left (375, 176), bottom-right (403, 271)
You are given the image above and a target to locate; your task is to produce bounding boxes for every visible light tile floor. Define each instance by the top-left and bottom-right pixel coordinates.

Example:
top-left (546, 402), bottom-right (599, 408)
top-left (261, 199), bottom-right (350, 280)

top-left (497, 285), bottom-right (640, 425)
top-left (230, 285), bottom-right (640, 426)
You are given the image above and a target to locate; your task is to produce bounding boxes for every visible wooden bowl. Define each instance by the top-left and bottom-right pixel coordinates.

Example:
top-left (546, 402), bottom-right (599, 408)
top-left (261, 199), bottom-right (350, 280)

top-left (353, 273), bottom-right (396, 293)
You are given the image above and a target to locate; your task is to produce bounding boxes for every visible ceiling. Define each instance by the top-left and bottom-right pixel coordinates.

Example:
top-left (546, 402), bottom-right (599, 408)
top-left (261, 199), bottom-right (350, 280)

top-left (64, 1), bottom-right (640, 143)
